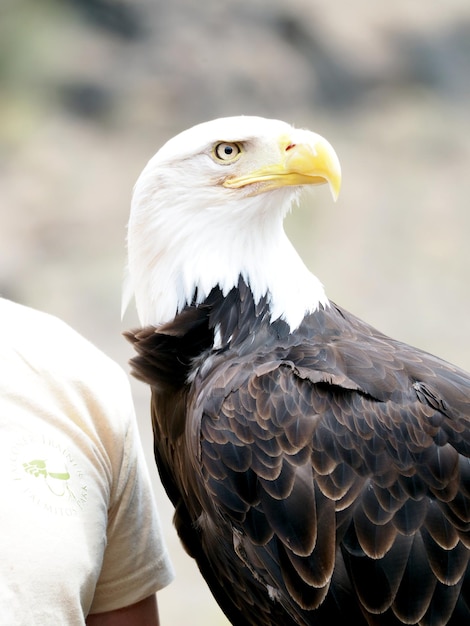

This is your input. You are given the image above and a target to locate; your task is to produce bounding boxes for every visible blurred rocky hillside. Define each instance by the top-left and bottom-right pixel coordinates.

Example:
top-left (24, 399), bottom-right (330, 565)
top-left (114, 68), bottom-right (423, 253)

top-left (1, 1), bottom-right (470, 624)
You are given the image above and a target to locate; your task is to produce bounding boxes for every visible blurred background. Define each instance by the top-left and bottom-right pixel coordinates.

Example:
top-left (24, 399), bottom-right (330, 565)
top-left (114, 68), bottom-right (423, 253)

top-left (1, 1), bottom-right (470, 623)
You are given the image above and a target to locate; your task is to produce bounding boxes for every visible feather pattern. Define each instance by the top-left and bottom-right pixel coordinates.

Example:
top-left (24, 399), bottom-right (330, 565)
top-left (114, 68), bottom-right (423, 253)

top-left (126, 278), bottom-right (470, 625)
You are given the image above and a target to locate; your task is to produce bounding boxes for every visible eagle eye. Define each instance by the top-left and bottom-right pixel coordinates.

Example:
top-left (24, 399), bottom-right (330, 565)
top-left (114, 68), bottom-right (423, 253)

top-left (213, 142), bottom-right (242, 163)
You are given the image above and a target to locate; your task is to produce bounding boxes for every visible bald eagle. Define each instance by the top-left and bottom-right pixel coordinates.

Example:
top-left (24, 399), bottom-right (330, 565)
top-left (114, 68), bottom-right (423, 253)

top-left (125, 116), bottom-right (470, 626)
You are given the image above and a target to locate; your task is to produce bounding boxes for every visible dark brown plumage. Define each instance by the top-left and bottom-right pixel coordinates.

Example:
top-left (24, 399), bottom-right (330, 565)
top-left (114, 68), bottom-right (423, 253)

top-left (126, 278), bottom-right (470, 626)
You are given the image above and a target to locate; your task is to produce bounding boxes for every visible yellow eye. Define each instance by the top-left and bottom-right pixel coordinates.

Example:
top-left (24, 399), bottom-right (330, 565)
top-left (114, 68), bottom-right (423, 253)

top-left (213, 142), bottom-right (242, 163)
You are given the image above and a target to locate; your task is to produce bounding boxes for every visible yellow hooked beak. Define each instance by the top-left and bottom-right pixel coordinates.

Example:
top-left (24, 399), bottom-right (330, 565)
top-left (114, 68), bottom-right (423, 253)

top-left (223, 134), bottom-right (341, 201)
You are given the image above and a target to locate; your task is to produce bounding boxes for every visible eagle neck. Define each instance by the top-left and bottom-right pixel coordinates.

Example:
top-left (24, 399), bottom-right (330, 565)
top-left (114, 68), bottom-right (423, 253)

top-left (128, 186), bottom-right (328, 330)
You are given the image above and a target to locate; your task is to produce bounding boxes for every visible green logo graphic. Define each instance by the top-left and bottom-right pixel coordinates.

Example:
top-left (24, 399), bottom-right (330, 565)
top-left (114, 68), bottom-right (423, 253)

top-left (11, 435), bottom-right (88, 515)
top-left (23, 459), bottom-right (70, 495)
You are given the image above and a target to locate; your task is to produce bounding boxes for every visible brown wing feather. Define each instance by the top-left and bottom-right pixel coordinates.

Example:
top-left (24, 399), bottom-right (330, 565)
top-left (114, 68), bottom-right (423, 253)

top-left (193, 335), bottom-right (470, 624)
top-left (127, 287), bottom-right (470, 625)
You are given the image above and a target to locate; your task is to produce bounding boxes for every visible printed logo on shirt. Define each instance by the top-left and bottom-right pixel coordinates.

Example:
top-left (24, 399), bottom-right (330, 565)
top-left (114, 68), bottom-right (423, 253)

top-left (10, 433), bottom-right (88, 516)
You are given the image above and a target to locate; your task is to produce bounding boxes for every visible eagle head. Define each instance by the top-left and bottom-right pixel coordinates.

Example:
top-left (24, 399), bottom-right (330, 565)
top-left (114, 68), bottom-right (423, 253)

top-left (125, 116), bottom-right (341, 329)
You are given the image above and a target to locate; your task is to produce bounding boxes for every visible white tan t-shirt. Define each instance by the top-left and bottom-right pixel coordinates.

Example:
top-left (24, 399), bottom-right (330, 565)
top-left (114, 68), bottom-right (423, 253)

top-left (0, 298), bottom-right (174, 624)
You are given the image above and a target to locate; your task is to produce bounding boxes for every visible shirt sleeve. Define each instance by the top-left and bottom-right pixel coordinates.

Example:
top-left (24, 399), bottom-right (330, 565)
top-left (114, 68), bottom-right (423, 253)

top-left (88, 383), bottom-right (174, 614)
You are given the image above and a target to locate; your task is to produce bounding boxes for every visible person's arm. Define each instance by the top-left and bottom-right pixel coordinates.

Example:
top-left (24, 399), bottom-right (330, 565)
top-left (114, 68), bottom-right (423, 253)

top-left (86, 594), bottom-right (160, 626)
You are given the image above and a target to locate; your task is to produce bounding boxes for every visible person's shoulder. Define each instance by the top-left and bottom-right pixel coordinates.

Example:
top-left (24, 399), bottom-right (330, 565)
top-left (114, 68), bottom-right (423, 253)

top-left (0, 298), bottom-right (126, 386)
